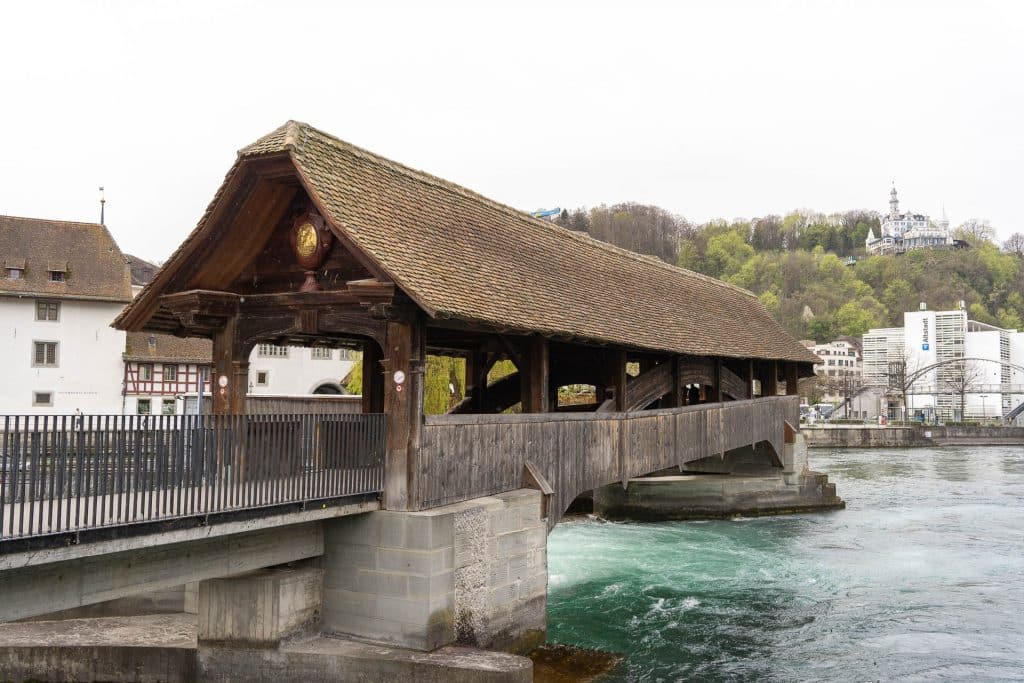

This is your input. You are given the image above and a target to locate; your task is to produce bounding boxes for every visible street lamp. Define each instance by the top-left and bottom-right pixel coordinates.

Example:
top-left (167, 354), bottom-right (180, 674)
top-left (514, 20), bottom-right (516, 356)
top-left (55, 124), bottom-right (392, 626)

top-left (979, 394), bottom-right (988, 422)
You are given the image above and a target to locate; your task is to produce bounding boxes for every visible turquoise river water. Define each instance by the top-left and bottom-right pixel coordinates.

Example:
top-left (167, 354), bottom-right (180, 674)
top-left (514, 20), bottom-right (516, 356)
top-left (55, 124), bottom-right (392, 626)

top-left (545, 446), bottom-right (1024, 681)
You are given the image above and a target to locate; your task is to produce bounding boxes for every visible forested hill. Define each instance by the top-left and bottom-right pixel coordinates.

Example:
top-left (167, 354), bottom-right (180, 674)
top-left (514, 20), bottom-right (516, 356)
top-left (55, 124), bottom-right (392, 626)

top-left (551, 204), bottom-right (1024, 342)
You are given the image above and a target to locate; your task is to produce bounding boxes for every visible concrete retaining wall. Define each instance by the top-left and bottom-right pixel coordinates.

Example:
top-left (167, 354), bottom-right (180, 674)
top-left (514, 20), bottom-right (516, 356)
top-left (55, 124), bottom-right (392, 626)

top-left (804, 425), bottom-right (1024, 448)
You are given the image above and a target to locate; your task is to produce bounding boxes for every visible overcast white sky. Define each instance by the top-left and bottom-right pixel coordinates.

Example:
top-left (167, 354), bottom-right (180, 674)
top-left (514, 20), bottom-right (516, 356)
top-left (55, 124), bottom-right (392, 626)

top-left (1, 1), bottom-right (1021, 261)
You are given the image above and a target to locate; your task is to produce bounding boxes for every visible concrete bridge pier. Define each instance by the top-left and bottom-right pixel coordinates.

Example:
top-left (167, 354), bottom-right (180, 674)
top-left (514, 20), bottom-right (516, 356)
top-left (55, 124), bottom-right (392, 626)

top-left (593, 433), bottom-right (844, 520)
top-left (321, 489), bottom-right (548, 655)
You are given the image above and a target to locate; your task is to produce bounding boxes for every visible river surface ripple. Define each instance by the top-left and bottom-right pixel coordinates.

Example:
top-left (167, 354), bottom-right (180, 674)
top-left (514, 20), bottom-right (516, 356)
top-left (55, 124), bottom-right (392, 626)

top-left (545, 446), bottom-right (1024, 682)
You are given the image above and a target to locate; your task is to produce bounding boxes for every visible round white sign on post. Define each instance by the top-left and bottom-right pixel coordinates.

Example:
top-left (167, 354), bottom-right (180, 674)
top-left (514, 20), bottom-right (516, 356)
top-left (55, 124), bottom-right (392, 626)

top-left (218, 375), bottom-right (229, 388)
top-left (393, 370), bottom-right (406, 385)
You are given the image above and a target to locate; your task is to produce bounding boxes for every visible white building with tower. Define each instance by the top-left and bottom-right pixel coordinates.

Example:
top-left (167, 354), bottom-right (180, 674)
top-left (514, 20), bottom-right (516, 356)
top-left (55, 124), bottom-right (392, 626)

top-left (862, 303), bottom-right (1024, 421)
top-left (865, 186), bottom-right (953, 255)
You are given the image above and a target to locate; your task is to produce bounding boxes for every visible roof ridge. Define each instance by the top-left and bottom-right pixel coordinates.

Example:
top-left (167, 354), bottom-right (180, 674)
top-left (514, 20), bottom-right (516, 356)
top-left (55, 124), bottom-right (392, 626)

top-left (277, 122), bottom-right (758, 301)
top-left (0, 214), bottom-right (104, 228)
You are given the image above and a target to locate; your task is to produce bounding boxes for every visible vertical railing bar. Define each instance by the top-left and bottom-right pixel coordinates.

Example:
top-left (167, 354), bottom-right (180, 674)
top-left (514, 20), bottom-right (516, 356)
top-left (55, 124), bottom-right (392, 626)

top-left (17, 418), bottom-right (26, 537)
top-left (54, 415), bottom-right (66, 533)
top-left (98, 414), bottom-right (109, 527)
top-left (28, 415), bottom-right (40, 536)
top-left (0, 416), bottom-right (9, 538)
top-left (274, 413), bottom-right (282, 505)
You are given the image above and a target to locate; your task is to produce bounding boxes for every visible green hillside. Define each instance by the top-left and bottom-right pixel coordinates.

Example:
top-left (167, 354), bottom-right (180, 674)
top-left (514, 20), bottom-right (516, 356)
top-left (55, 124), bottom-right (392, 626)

top-left (555, 205), bottom-right (1024, 342)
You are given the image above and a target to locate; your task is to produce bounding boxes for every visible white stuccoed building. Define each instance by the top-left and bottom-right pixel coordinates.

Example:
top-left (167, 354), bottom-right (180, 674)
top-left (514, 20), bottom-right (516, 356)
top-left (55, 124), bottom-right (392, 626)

top-left (0, 218), bottom-right (359, 416)
top-left (0, 215), bottom-right (132, 415)
top-left (862, 304), bottom-right (1024, 420)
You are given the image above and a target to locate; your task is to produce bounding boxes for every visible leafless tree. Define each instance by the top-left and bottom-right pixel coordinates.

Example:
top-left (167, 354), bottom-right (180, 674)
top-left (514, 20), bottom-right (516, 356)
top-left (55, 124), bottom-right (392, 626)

top-left (1004, 232), bottom-right (1024, 257)
top-left (954, 219), bottom-right (995, 244)
top-left (887, 346), bottom-right (926, 422)
top-left (941, 359), bottom-right (985, 421)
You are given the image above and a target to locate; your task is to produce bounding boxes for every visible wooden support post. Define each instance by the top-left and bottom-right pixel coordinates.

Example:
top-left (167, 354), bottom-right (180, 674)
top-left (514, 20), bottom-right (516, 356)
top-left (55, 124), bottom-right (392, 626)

top-left (519, 336), bottom-right (550, 413)
top-left (664, 356), bottom-right (685, 408)
top-left (785, 362), bottom-right (800, 396)
top-left (744, 359), bottom-right (755, 399)
top-left (706, 358), bottom-right (722, 403)
top-left (361, 340), bottom-right (385, 413)
top-left (603, 349), bottom-right (627, 411)
top-left (465, 347), bottom-right (487, 412)
top-left (383, 317), bottom-right (425, 511)
top-left (212, 316), bottom-right (248, 414)
top-left (767, 360), bottom-right (779, 396)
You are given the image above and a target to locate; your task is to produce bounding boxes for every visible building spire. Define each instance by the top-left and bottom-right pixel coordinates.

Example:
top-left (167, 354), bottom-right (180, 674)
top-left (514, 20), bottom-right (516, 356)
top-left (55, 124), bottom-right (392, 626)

top-left (889, 182), bottom-right (899, 218)
top-left (99, 186), bottom-right (106, 225)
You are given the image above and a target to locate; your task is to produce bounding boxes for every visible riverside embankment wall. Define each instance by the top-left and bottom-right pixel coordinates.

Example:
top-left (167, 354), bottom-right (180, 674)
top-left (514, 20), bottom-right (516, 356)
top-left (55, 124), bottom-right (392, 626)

top-left (804, 425), bottom-right (1024, 448)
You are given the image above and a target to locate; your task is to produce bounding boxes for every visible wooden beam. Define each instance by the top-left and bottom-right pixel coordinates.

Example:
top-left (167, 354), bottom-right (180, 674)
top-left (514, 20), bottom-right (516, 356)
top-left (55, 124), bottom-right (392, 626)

top-left (362, 340), bottom-right (385, 413)
top-left (785, 362), bottom-right (800, 396)
top-left (465, 347), bottom-right (487, 412)
top-left (623, 360), bottom-right (674, 411)
top-left (382, 317), bottom-right (425, 511)
top-left (211, 316), bottom-right (249, 414)
top-left (520, 336), bottom-right (550, 413)
top-left (706, 358), bottom-right (722, 403)
top-left (596, 349), bottom-right (627, 412)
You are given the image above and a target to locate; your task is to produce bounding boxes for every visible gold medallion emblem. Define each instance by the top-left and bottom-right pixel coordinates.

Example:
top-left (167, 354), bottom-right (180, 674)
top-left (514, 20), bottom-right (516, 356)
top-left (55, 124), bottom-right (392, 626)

top-left (295, 222), bottom-right (318, 258)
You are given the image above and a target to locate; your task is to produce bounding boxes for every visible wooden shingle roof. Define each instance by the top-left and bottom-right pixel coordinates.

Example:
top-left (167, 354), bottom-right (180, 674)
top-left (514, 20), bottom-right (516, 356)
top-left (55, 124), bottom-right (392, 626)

top-left (0, 215), bottom-right (132, 302)
top-left (120, 121), bottom-right (817, 364)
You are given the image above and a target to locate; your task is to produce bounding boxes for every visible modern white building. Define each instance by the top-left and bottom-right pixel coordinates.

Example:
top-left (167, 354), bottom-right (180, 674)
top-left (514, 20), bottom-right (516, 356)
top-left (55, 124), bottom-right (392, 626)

top-left (862, 304), bottom-right (1024, 420)
top-left (865, 186), bottom-right (954, 255)
top-left (0, 215), bottom-right (132, 415)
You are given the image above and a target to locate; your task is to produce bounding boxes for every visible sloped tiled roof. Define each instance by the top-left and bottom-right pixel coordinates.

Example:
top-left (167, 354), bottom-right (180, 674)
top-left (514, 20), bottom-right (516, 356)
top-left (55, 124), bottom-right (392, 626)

top-left (243, 122), bottom-right (817, 363)
top-left (120, 122), bottom-right (818, 364)
top-left (125, 332), bottom-right (211, 363)
top-left (0, 215), bottom-right (132, 302)
top-left (125, 254), bottom-right (159, 287)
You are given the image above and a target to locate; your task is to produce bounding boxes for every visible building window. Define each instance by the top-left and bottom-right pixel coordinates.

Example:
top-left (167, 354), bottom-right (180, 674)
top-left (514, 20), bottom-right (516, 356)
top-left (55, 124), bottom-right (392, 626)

top-left (49, 270), bottom-right (65, 282)
top-left (338, 348), bottom-right (359, 360)
top-left (7, 267), bottom-right (23, 279)
top-left (139, 364), bottom-right (153, 381)
top-left (258, 344), bottom-right (289, 358)
top-left (311, 347), bottom-right (333, 360)
top-left (35, 300), bottom-right (60, 321)
top-left (32, 391), bottom-right (53, 407)
top-left (161, 399), bottom-right (176, 415)
top-left (255, 371), bottom-right (269, 387)
top-left (32, 341), bottom-right (58, 367)
top-left (137, 399), bottom-right (152, 415)
top-left (163, 364), bottom-right (178, 381)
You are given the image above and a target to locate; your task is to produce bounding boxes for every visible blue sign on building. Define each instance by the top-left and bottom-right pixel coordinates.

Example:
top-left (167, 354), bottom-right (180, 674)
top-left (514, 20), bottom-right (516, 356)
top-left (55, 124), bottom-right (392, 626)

top-left (922, 343), bottom-right (930, 351)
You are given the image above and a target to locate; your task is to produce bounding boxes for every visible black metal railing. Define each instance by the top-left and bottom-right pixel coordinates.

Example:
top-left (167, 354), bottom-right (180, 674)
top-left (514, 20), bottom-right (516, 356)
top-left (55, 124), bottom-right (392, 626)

top-left (0, 413), bottom-right (385, 541)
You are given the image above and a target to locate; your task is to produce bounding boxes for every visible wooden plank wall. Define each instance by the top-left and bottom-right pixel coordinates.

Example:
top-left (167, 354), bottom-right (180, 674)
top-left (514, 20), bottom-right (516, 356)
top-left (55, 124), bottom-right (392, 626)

top-left (418, 396), bottom-right (799, 526)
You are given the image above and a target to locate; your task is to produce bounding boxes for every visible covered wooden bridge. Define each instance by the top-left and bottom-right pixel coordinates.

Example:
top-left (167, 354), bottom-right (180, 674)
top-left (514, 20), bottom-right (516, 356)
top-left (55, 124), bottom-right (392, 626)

top-left (110, 121), bottom-right (818, 527)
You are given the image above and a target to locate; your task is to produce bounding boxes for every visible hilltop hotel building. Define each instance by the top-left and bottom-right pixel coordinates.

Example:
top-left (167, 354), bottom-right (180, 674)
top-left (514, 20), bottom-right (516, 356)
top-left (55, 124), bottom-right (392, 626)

top-left (862, 304), bottom-right (1024, 420)
top-left (865, 186), bottom-right (953, 255)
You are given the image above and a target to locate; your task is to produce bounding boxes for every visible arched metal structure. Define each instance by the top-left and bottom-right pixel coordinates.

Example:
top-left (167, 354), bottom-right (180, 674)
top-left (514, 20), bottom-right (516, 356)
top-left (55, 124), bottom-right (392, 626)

top-left (900, 357), bottom-right (1024, 387)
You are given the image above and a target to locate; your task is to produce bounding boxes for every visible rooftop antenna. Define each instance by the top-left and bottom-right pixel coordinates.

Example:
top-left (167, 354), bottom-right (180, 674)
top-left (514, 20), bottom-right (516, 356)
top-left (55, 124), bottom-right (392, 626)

top-left (99, 186), bottom-right (106, 225)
